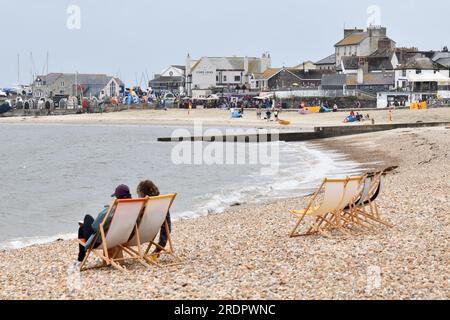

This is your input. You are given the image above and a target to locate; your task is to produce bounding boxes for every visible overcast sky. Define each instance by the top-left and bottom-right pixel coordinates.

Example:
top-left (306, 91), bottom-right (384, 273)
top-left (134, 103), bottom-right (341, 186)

top-left (0, 0), bottom-right (448, 87)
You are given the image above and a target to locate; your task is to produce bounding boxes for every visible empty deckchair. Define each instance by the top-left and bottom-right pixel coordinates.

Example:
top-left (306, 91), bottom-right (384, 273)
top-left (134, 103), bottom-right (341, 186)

top-left (79, 198), bottom-right (147, 272)
top-left (314, 176), bottom-right (365, 235)
top-left (290, 178), bottom-right (348, 237)
top-left (354, 172), bottom-right (393, 227)
top-left (123, 194), bottom-right (177, 266)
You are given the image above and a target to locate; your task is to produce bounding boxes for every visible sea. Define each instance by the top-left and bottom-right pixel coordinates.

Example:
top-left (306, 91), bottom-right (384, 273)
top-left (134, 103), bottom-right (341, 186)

top-left (0, 123), bottom-right (362, 249)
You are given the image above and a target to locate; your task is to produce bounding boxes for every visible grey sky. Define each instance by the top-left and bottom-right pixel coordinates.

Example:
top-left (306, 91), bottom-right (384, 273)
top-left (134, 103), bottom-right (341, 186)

top-left (0, 0), bottom-right (448, 87)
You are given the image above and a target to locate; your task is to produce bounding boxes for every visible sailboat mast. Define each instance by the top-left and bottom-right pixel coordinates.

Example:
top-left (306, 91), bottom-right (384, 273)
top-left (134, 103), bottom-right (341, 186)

top-left (17, 54), bottom-right (20, 84)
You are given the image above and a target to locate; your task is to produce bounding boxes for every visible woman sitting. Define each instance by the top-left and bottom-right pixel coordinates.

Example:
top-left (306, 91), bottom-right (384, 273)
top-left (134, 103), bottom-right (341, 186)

top-left (136, 180), bottom-right (171, 255)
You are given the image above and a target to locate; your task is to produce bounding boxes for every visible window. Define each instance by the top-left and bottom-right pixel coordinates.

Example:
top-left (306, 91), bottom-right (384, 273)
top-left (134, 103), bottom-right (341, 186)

top-left (61, 81), bottom-right (65, 87)
top-left (110, 81), bottom-right (116, 96)
top-left (234, 76), bottom-right (241, 82)
top-left (216, 75), bottom-right (219, 82)
top-left (223, 75), bottom-right (227, 82)
top-left (416, 69), bottom-right (422, 74)
top-left (402, 70), bottom-right (407, 77)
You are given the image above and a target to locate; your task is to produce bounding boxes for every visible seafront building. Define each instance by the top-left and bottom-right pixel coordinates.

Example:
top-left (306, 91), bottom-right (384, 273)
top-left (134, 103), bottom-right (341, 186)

top-left (185, 53), bottom-right (271, 98)
top-left (149, 65), bottom-right (186, 95)
top-left (6, 24), bottom-right (447, 109)
top-left (32, 73), bottom-right (124, 100)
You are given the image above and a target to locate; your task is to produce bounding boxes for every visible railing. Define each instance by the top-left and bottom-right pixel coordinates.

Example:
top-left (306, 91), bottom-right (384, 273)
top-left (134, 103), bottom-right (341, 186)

top-left (273, 89), bottom-right (357, 98)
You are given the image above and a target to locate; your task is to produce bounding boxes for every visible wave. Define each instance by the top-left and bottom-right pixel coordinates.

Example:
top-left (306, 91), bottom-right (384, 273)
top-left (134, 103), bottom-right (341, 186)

top-left (0, 233), bottom-right (77, 251)
top-left (173, 141), bottom-right (362, 219)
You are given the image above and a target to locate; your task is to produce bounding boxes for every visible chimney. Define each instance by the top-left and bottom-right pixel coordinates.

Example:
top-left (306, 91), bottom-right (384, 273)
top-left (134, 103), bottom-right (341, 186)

top-left (244, 56), bottom-right (249, 75)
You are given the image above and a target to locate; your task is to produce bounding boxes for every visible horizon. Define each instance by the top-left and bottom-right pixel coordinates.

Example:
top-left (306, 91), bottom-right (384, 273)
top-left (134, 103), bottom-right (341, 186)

top-left (0, 0), bottom-right (448, 88)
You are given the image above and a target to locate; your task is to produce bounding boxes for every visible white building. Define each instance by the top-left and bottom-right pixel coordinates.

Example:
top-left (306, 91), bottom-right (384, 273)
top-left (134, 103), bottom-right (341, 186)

top-left (185, 53), bottom-right (271, 97)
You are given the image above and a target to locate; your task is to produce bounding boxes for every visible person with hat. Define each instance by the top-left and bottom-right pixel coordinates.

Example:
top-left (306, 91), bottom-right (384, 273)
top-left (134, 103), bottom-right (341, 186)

top-left (76, 184), bottom-right (132, 266)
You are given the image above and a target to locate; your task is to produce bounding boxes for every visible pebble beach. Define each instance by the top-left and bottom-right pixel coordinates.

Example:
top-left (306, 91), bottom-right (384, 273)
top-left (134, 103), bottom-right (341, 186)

top-left (0, 125), bottom-right (448, 300)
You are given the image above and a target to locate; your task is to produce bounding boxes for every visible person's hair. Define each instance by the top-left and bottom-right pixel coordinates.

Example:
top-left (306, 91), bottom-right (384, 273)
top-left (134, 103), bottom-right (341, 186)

top-left (137, 180), bottom-right (160, 197)
top-left (117, 193), bottom-right (132, 200)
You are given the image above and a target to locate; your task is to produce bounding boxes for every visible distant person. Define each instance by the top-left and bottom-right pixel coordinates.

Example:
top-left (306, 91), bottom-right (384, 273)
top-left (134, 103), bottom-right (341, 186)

top-left (76, 184), bottom-right (132, 267)
top-left (274, 108), bottom-right (279, 121)
top-left (256, 107), bottom-right (262, 119)
top-left (333, 104), bottom-right (338, 112)
top-left (136, 180), bottom-right (171, 256)
top-left (188, 100), bottom-right (193, 115)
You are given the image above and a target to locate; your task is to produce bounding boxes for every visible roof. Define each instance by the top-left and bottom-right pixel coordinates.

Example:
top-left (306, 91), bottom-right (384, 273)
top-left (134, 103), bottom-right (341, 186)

top-left (262, 68), bottom-right (331, 81)
top-left (250, 73), bottom-right (265, 80)
top-left (435, 57), bottom-right (450, 67)
top-left (171, 65), bottom-right (186, 71)
top-left (34, 73), bottom-right (124, 96)
top-left (398, 57), bottom-right (445, 70)
top-left (262, 68), bottom-right (282, 79)
top-left (190, 57), bottom-right (264, 73)
top-left (315, 54), bottom-right (336, 65)
top-left (335, 32), bottom-right (369, 47)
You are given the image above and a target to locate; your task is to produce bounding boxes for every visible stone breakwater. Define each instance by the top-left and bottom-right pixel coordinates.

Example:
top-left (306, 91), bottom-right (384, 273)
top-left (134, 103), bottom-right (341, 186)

top-left (0, 127), bottom-right (448, 300)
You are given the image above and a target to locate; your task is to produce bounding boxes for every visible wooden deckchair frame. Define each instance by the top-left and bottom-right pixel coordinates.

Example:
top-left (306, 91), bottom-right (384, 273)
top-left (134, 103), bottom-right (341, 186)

top-left (122, 194), bottom-right (179, 267)
top-left (310, 176), bottom-right (366, 236)
top-left (79, 198), bottom-right (147, 272)
top-left (350, 171), bottom-right (393, 228)
top-left (290, 178), bottom-right (356, 237)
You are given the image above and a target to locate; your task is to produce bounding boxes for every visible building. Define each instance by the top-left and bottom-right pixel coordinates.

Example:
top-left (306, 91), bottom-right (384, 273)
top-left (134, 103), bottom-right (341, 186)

top-left (185, 53), bottom-right (271, 97)
top-left (335, 26), bottom-right (396, 69)
top-left (315, 54), bottom-right (336, 71)
top-left (254, 67), bottom-right (331, 91)
top-left (375, 49), bottom-right (450, 107)
top-left (394, 54), bottom-right (450, 94)
top-left (149, 65), bottom-right (186, 95)
top-left (32, 73), bottom-right (124, 99)
top-left (432, 49), bottom-right (450, 68)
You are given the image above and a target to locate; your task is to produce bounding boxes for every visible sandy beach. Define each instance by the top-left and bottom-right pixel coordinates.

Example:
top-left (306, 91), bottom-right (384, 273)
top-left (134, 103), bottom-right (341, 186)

top-left (0, 124), bottom-right (448, 300)
top-left (1, 107), bottom-right (450, 129)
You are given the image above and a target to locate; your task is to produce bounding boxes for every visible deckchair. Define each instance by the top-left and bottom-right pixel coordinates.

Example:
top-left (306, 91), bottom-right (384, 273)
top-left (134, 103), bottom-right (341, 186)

top-left (123, 194), bottom-right (177, 266)
top-left (352, 172), bottom-right (393, 227)
top-left (290, 178), bottom-right (350, 237)
top-left (79, 198), bottom-right (147, 272)
top-left (315, 176), bottom-right (365, 235)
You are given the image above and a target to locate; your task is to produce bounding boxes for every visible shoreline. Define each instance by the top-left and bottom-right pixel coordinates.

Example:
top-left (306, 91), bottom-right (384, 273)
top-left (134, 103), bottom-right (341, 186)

top-left (0, 127), bottom-right (448, 299)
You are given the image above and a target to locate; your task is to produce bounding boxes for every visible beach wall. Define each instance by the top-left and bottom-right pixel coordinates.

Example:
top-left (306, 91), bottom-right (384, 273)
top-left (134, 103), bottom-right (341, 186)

top-left (158, 122), bottom-right (450, 142)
